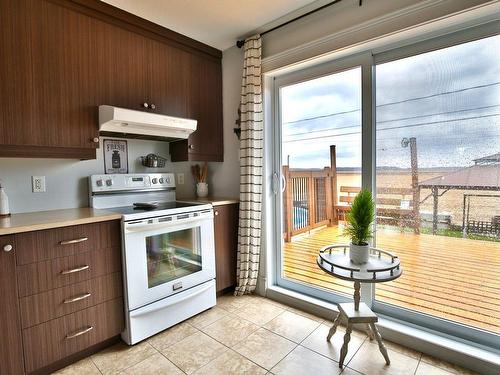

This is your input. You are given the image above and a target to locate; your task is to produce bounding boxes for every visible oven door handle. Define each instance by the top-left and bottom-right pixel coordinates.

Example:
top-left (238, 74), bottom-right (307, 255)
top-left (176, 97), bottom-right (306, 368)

top-left (125, 217), bottom-right (209, 233)
top-left (129, 282), bottom-right (214, 318)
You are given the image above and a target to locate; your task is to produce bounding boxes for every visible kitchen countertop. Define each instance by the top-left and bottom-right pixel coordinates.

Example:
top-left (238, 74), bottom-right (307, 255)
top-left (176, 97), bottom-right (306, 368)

top-left (0, 207), bottom-right (122, 236)
top-left (178, 197), bottom-right (239, 206)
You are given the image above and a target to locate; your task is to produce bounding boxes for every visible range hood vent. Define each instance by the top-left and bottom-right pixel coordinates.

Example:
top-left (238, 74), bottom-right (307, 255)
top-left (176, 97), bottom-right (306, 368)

top-left (99, 105), bottom-right (196, 140)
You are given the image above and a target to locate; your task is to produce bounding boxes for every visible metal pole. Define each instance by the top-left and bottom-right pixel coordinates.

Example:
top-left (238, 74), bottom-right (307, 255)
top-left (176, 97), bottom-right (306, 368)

top-left (409, 137), bottom-right (420, 234)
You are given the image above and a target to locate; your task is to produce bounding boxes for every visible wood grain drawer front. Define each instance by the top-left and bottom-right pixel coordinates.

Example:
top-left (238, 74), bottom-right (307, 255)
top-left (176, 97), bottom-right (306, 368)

top-left (15, 220), bottom-right (121, 266)
top-left (17, 247), bottom-right (121, 297)
top-left (19, 272), bottom-right (122, 329)
top-left (22, 298), bottom-right (124, 373)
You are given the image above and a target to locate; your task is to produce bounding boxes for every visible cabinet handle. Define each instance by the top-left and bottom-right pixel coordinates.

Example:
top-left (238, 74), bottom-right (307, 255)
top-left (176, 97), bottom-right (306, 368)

top-left (214, 211), bottom-right (219, 216)
top-left (142, 102), bottom-right (149, 109)
top-left (92, 137), bottom-right (99, 143)
top-left (59, 237), bottom-right (88, 245)
top-left (3, 244), bottom-right (13, 252)
top-left (150, 103), bottom-right (156, 110)
top-left (60, 265), bottom-right (90, 275)
top-left (65, 326), bottom-right (94, 340)
top-left (189, 144), bottom-right (194, 150)
top-left (63, 292), bottom-right (92, 304)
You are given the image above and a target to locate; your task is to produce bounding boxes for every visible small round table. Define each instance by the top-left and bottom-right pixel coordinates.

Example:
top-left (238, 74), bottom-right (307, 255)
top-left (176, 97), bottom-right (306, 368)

top-left (316, 244), bottom-right (402, 368)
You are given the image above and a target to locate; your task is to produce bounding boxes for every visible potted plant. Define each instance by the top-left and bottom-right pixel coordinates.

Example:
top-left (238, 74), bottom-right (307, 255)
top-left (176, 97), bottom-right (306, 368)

top-left (344, 189), bottom-right (375, 264)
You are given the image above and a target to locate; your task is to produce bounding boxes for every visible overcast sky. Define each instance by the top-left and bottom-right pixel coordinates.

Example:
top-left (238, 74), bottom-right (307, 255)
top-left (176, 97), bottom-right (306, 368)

top-left (281, 34), bottom-right (500, 170)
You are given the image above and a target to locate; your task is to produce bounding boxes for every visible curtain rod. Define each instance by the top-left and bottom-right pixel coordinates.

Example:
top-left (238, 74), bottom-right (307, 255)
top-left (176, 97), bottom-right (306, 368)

top-left (236, 0), bottom-right (362, 48)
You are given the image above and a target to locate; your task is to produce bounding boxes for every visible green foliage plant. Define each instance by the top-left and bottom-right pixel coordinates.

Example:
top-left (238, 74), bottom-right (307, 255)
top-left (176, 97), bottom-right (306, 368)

top-left (344, 189), bottom-right (375, 246)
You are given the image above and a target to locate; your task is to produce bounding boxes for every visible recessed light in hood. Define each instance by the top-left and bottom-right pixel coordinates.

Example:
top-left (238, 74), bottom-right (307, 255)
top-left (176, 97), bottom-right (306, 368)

top-left (99, 105), bottom-right (197, 141)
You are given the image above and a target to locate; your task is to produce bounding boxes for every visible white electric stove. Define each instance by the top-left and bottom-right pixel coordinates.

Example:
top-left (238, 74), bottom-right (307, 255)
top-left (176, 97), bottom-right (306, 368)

top-left (89, 173), bottom-right (216, 345)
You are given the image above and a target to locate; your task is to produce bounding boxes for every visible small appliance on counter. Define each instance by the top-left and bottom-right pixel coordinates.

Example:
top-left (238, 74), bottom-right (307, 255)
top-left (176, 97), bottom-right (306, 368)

top-left (89, 173), bottom-right (216, 345)
top-left (0, 181), bottom-right (10, 217)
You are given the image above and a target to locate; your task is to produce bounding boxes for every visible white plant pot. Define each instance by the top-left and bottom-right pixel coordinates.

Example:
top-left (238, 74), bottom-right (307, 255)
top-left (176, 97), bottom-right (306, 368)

top-left (350, 243), bottom-right (370, 264)
top-left (196, 182), bottom-right (208, 198)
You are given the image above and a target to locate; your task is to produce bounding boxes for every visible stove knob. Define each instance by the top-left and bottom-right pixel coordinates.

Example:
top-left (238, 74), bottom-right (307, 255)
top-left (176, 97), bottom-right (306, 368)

top-left (159, 178), bottom-right (164, 184)
top-left (106, 179), bottom-right (113, 186)
top-left (96, 179), bottom-right (103, 187)
top-left (152, 178), bottom-right (158, 184)
top-left (166, 177), bottom-right (171, 184)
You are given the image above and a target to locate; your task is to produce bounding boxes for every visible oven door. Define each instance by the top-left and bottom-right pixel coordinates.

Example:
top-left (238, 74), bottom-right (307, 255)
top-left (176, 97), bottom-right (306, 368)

top-left (123, 209), bottom-right (215, 310)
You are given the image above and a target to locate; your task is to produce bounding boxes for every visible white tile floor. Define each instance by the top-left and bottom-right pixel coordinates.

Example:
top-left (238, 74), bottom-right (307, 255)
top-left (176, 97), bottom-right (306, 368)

top-left (55, 295), bottom-right (478, 375)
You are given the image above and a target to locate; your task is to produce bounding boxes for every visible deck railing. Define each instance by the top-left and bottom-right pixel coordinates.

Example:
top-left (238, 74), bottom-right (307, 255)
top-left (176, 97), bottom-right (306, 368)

top-left (282, 165), bottom-right (335, 241)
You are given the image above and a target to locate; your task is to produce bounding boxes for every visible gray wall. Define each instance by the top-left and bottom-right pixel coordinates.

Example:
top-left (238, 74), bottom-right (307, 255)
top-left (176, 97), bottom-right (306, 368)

top-left (0, 138), bottom-right (172, 214)
top-left (0, 46), bottom-right (243, 213)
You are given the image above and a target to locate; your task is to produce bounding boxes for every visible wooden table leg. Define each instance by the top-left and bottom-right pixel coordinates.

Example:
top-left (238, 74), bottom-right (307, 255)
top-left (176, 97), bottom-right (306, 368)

top-left (354, 281), bottom-right (361, 311)
top-left (369, 322), bottom-right (390, 365)
top-left (327, 312), bottom-right (342, 341)
top-left (339, 322), bottom-right (353, 368)
top-left (366, 323), bottom-right (374, 341)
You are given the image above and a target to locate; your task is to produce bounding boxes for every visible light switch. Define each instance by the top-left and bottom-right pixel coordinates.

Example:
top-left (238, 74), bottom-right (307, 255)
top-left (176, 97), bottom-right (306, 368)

top-left (177, 173), bottom-right (185, 185)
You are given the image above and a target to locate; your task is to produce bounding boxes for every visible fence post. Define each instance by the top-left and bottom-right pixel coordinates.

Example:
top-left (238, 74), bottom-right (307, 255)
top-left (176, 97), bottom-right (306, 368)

top-left (324, 167), bottom-right (333, 226)
top-left (330, 145), bottom-right (338, 224)
top-left (308, 171), bottom-right (315, 228)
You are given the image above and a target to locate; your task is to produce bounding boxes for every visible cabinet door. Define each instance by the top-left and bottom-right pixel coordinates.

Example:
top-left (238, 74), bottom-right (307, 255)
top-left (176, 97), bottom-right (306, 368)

top-left (94, 19), bottom-right (149, 112)
top-left (147, 39), bottom-right (190, 118)
top-left (30, 0), bottom-right (99, 150)
top-left (214, 204), bottom-right (239, 292)
top-left (170, 54), bottom-right (223, 161)
top-left (0, 236), bottom-right (24, 375)
top-left (0, 0), bottom-right (33, 147)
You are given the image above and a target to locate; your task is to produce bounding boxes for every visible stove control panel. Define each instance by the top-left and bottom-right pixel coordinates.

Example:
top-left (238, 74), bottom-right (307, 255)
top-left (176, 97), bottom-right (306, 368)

top-left (90, 173), bottom-right (175, 193)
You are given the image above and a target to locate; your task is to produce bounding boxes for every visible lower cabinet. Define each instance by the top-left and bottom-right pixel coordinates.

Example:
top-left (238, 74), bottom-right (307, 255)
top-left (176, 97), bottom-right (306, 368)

top-left (213, 203), bottom-right (239, 293)
top-left (0, 220), bottom-right (123, 375)
top-left (0, 235), bottom-right (25, 375)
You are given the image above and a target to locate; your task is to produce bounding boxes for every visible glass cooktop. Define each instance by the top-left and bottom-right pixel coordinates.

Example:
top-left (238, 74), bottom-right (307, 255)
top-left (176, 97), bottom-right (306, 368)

top-left (106, 201), bottom-right (203, 215)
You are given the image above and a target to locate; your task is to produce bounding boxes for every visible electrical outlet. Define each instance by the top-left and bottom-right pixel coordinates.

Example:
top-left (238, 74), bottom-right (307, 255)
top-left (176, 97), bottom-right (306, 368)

top-left (177, 173), bottom-right (185, 185)
top-left (32, 176), bottom-right (46, 193)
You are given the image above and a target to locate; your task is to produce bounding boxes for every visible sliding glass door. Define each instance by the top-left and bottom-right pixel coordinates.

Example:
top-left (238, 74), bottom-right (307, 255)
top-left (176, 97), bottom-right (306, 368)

top-left (271, 26), bottom-right (499, 347)
top-left (274, 55), bottom-right (371, 303)
top-left (373, 34), bottom-right (500, 340)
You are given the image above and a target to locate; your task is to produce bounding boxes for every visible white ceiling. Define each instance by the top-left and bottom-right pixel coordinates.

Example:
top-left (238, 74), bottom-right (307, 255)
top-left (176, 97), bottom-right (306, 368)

top-left (101, 0), bottom-right (328, 51)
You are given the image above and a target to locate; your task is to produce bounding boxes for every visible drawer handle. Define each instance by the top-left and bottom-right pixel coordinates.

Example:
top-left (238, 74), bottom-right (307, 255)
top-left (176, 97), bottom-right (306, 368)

top-left (60, 265), bottom-right (90, 275)
top-left (59, 237), bottom-right (88, 245)
top-left (63, 292), bottom-right (92, 304)
top-left (65, 326), bottom-right (94, 340)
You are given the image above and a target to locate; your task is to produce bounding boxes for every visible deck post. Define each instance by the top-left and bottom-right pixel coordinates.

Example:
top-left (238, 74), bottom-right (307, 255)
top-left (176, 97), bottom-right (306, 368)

top-left (330, 145), bottom-right (338, 224)
top-left (432, 186), bottom-right (439, 235)
top-left (410, 137), bottom-right (420, 234)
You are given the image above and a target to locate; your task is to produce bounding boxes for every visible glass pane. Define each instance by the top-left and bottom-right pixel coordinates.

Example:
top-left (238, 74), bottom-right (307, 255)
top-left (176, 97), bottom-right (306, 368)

top-left (146, 228), bottom-right (202, 288)
top-left (375, 35), bottom-right (500, 334)
top-left (280, 67), bottom-right (362, 297)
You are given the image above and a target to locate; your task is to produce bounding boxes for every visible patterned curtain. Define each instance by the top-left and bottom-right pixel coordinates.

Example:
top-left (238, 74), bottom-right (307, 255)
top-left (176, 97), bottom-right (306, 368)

top-left (235, 35), bottom-right (263, 296)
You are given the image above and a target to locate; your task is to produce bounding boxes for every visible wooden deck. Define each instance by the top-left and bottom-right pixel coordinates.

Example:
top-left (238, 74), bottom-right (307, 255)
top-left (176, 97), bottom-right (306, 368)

top-left (283, 225), bottom-right (500, 334)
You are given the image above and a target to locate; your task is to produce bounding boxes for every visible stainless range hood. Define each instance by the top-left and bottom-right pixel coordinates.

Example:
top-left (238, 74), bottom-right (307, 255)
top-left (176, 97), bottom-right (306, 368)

top-left (99, 105), bottom-right (197, 140)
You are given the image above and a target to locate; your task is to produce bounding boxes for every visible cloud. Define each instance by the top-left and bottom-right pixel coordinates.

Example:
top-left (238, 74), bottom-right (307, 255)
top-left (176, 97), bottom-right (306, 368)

top-left (282, 34), bottom-right (500, 170)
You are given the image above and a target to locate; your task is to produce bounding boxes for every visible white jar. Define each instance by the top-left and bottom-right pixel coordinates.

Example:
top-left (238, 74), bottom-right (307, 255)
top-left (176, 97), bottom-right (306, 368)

top-left (0, 186), bottom-right (10, 216)
top-left (349, 243), bottom-right (369, 264)
top-left (196, 182), bottom-right (208, 198)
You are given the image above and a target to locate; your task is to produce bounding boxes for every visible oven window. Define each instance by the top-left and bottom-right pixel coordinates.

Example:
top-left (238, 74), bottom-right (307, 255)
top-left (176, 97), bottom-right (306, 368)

top-left (146, 227), bottom-right (202, 288)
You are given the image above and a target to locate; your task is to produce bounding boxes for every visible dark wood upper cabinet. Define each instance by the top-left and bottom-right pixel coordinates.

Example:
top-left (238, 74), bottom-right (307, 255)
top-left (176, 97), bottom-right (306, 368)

top-left (0, 235), bottom-right (25, 375)
top-left (170, 54), bottom-right (223, 162)
top-left (0, 0), bottom-right (34, 148)
top-left (0, 0), bottom-right (223, 161)
top-left (30, 0), bottom-right (99, 152)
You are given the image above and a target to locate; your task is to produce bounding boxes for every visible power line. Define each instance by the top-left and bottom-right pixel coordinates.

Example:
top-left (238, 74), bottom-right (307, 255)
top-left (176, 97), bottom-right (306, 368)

top-left (284, 104), bottom-right (500, 138)
top-left (283, 113), bottom-right (500, 143)
top-left (282, 81), bottom-right (500, 125)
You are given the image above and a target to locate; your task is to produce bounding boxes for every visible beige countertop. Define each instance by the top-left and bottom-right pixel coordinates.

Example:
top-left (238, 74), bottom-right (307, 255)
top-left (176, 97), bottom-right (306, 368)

top-left (0, 208), bottom-right (122, 236)
top-left (178, 197), bottom-right (239, 206)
